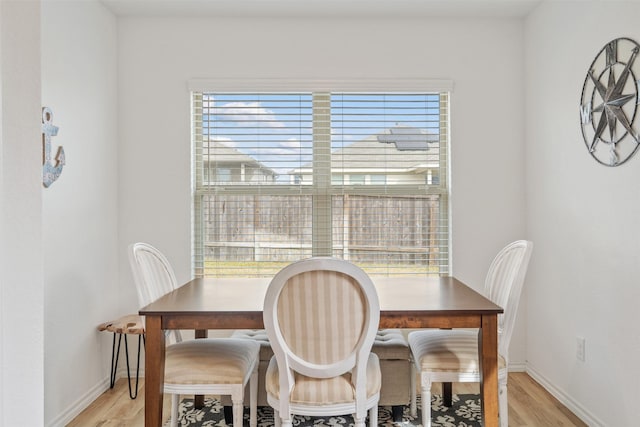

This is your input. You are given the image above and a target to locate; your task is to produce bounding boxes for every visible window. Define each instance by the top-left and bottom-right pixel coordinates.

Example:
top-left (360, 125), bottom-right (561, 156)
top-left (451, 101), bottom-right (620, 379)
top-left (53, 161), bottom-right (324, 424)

top-left (217, 168), bottom-right (231, 183)
top-left (370, 175), bottom-right (387, 185)
top-left (349, 174), bottom-right (366, 185)
top-left (192, 90), bottom-right (449, 277)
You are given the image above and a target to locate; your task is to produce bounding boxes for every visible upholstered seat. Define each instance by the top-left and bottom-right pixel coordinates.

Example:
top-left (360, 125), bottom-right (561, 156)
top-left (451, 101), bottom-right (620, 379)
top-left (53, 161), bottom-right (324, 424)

top-left (409, 329), bottom-right (507, 373)
top-left (371, 329), bottom-right (410, 421)
top-left (372, 329), bottom-right (409, 360)
top-left (265, 353), bottom-right (381, 405)
top-left (232, 329), bottom-right (273, 362)
top-left (164, 338), bottom-right (260, 387)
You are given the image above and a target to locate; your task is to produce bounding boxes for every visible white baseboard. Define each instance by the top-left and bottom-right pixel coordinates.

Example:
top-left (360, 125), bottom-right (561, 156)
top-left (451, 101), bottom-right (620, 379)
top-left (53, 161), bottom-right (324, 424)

top-left (46, 377), bottom-right (110, 427)
top-left (526, 363), bottom-right (604, 427)
top-left (47, 364), bottom-right (147, 427)
top-left (507, 361), bottom-right (527, 372)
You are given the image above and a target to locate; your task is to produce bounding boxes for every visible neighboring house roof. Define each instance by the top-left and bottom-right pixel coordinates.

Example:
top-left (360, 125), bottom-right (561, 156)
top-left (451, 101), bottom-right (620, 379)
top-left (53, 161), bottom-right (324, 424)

top-left (203, 138), bottom-right (277, 176)
top-left (290, 126), bottom-right (440, 174)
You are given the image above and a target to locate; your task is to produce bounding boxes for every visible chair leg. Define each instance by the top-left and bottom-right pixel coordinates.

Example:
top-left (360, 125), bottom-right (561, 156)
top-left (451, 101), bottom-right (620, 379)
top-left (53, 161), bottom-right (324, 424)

top-left (391, 405), bottom-right (403, 423)
top-left (273, 409), bottom-right (282, 427)
top-left (499, 379), bottom-right (508, 427)
top-left (410, 363), bottom-right (417, 417)
top-left (421, 375), bottom-right (432, 427)
top-left (249, 365), bottom-right (258, 427)
top-left (442, 382), bottom-right (453, 407)
top-left (231, 399), bottom-right (243, 427)
top-left (171, 394), bottom-right (179, 427)
top-left (367, 405), bottom-right (378, 427)
top-left (223, 406), bottom-right (233, 425)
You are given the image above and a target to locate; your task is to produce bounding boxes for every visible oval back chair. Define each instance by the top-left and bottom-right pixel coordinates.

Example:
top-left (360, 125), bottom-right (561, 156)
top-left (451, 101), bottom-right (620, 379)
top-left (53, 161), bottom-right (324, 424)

top-left (263, 257), bottom-right (381, 427)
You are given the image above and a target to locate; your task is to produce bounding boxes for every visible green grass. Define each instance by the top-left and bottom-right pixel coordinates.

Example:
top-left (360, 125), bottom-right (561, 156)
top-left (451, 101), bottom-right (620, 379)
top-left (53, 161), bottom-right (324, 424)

top-left (203, 261), bottom-right (440, 277)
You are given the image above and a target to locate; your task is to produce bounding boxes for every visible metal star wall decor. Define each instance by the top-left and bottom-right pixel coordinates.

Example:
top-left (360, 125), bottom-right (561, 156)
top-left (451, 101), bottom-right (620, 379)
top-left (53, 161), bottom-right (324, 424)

top-left (580, 37), bottom-right (640, 166)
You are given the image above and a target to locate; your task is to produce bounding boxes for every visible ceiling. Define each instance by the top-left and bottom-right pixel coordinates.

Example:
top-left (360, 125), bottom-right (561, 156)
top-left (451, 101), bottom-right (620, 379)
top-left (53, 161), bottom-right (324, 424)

top-left (100, 0), bottom-right (543, 19)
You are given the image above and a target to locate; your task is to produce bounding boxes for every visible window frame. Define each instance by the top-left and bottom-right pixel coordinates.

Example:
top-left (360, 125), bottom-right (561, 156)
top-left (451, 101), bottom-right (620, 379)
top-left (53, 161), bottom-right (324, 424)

top-left (190, 79), bottom-right (453, 278)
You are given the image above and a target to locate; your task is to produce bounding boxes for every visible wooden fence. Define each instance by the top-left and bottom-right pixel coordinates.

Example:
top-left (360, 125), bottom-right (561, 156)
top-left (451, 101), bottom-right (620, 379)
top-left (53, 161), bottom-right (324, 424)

top-left (202, 194), bottom-right (444, 267)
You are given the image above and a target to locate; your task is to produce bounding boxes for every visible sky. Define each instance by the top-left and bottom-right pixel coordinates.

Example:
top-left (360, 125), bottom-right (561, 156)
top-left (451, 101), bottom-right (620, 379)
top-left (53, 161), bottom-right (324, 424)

top-left (201, 92), bottom-right (441, 179)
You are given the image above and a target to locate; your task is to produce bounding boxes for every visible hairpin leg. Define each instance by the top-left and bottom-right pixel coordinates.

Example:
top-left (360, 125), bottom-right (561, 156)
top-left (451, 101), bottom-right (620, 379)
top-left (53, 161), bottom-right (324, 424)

top-left (123, 333), bottom-right (143, 399)
top-left (109, 333), bottom-right (123, 389)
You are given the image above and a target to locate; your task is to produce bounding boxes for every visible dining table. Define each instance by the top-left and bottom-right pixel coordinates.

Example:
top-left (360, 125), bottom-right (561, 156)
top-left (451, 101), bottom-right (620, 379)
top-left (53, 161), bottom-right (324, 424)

top-left (139, 275), bottom-right (503, 427)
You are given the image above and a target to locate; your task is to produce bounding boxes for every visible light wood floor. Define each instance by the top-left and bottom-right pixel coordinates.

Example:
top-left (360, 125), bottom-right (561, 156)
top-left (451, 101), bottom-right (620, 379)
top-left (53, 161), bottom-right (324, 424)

top-left (68, 372), bottom-right (587, 426)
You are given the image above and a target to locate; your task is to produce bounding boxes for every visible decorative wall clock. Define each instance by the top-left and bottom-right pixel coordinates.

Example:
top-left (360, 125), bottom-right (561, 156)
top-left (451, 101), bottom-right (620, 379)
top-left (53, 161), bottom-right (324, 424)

top-left (580, 37), bottom-right (640, 166)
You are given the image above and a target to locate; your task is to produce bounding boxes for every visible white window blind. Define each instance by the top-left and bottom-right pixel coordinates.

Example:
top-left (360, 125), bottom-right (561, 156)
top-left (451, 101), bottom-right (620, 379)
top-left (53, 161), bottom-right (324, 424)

top-left (192, 91), bottom-right (449, 277)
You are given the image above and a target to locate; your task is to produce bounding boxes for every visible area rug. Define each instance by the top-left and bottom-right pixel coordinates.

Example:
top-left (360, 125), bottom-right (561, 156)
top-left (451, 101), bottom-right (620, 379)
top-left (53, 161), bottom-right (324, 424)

top-left (170, 394), bottom-right (482, 426)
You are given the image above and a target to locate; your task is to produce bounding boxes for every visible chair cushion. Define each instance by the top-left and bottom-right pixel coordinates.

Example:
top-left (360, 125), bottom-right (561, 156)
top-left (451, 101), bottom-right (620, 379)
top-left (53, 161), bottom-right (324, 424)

top-left (372, 329), bottom-right (409, 360)
top-left (164, 338), bottom-right (259, 385)
top-left (231, 329), bottom-right (274, 361)
top-left (265, 353), bottom-right (381, 405)
top-left (232, 328), bottom-right (409, 361)
top-left (408, 329), bottom-right (506, 373)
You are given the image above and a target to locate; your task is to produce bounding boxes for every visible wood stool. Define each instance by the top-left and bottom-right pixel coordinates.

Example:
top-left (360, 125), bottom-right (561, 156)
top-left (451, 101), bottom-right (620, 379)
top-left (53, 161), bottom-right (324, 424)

top-left (97, 314), bottom-right (145, 399)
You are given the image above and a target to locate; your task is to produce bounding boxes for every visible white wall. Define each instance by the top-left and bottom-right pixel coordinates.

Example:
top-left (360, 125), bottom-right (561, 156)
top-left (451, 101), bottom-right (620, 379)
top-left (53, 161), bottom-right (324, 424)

top-left (117, 15), bottom-right (528, 360)
top-left (525, 2), bottom-right (640, 425)
top-left (34, 3), bottom-right (640, 425)
top-left (41, 1), bottom-right (119, 425)
top-left (0, 2), bottom-right (44, 425)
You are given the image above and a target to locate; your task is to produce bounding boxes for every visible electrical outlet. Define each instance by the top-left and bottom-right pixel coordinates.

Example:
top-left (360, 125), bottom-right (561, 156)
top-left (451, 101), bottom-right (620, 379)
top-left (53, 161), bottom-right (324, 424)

top-left (576, 336), bottom-right (586, 362)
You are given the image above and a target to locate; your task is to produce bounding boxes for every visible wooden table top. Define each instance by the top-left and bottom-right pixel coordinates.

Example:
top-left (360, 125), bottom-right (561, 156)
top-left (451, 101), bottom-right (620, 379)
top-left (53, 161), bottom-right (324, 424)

top-left (140, 276), bottom-right (503, 318)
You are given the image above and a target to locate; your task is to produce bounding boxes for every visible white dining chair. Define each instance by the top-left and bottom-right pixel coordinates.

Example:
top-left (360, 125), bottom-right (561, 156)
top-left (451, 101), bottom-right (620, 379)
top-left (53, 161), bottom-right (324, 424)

top-left (262, 257), bottom-right (381, 427)
top-left (129, 242), bottom-right (260, 427)
top-left (408, 240), bottom-right (533, 427)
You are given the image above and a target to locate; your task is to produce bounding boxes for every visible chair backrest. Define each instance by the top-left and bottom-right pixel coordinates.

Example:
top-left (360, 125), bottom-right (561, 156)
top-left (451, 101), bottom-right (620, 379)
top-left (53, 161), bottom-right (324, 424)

top-left (128, 242), bottom-right (179, 308)
top-left (483, 240), bottom-right (533, 359)
top-left (263, 257), bottom-right (380, 412)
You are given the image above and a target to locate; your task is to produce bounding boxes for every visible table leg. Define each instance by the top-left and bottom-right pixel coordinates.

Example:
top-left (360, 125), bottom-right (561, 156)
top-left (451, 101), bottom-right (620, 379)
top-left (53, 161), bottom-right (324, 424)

top-left (144, 315), bottom-right (166, 427)
top-left (479, 314), bottom-right (499, 427)
top-left (194, 329), bottom-right (208, 409)
top-left (442, 382), bottom-right (453, 407)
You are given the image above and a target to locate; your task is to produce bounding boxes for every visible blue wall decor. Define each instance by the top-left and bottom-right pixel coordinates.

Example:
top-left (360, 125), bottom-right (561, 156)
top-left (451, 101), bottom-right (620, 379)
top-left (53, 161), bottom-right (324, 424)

top-left (42, 106), bottom-right (65, 187)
